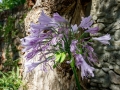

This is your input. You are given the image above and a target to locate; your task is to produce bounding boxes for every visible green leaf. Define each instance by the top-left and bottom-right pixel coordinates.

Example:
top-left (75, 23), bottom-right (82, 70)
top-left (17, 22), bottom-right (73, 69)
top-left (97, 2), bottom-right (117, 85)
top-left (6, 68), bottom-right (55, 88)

top-left (55, 52), bottom-right (66, 63)
top-left (53, 52), bottom-right (66, 68)
top-left (59, 52), bottom-right (66, 63)
top-left (55, 52), bottom-right (61, 62)
top-left (53, 52), bottom-right (61, 68)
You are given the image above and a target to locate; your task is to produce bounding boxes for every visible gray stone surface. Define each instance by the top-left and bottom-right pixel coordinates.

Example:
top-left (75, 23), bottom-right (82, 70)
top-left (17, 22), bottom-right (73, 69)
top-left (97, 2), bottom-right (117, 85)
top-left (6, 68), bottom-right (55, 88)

top-left (109, 70), bottom-right (120, 84)
top-left (113, 65), bottom-right (120, 75)
top-left (114, 30), bottom-right (120, 40)
top-left (95, 70), bottom-right (106, 78)
top-left (102, 68), bottom-right (110, 72)
top-left (89, 0), bottom-right (120, 90)
top-left (110, 84), bottom-right (120, 90)
top-left (116, 59), bottom-right (120, 66)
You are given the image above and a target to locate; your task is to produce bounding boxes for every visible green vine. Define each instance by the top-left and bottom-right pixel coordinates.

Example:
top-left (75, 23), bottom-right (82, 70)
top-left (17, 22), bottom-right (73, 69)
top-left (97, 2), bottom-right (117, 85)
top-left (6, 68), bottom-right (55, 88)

top-left (0, 0), bottom-right (26, 12)
top-left (0, 67), bottom-right (22, 90)
top-left (0, 13), bottom-right (26, 89)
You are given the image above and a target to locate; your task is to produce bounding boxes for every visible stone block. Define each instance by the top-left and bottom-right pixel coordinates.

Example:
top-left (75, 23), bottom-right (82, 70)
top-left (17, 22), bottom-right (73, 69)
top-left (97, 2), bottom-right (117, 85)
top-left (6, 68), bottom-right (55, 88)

top-left (110, 84), bottom-right (120, 90)
top-left (114, 30), bottom-right (120, 40)
top-left (109, 70), bottom-right (120, 85)
top-left (113, 65), bottom-right (120, 75)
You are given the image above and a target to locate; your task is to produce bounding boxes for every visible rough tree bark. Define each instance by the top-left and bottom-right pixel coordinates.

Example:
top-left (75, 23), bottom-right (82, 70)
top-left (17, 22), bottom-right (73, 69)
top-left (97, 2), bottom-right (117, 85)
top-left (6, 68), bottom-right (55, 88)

top-left (21, 0), bottom-right (91, 90)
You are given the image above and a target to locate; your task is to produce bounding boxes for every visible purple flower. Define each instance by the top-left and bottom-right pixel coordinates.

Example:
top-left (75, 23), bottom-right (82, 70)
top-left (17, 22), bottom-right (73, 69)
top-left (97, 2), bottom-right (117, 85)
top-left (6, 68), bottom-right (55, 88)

top-left (21, 36), bottom-right (39, 45)
top-left (81, 60), bottom-right (95, 79)
top-left (41, 42), bottom-right (50, 51)
top-left (25, 49), bottom-right (39, 60)
top-left (75, 54), bottom-right (83, 68)
top-left (20, 36), bottom-right (38, 52)
top-left (30, 23), bottom-right (48, 34)
top-left (79, 16), bottom-right (93, 29)
top-left (20, 10), bottom-right (102, 78)
top-left (25, 61), bottom-right (41, 72)
top-left (39, 11), bottom-right (52, 25)
top-left (30, 23), bottom-right (41, 30)
top-left (85, 45), bottom-right (98, 63)
top-left (53, 13), bottom-right (67, 23)
top-left (51, 34), bottom-right (62, 45)
top-left (71, 24), bottom-right (78, 33)
top-left (75, 54), bottom-right (94, 79)
top-left (70, 40), bottom-right (78, 53)
top-left (85, 27), bottom-right (99, 34)
top-left (28, 29), bottom-right (40, 37)
top-left (92, 34), bottom-right (111, 45)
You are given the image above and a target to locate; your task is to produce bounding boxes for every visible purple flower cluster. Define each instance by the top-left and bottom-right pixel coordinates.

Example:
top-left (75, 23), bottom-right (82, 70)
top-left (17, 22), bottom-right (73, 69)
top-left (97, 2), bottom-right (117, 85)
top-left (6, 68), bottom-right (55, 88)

top-left (21, 11), bottom-right (111, 78)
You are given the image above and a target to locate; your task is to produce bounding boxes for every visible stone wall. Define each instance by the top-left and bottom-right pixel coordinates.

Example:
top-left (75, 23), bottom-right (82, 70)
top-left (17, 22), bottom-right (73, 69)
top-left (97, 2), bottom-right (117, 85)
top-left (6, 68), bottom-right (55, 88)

top-left (89, 0), bottom-right (120, 90)
top-left (0, 5), bottom-right (27, 71)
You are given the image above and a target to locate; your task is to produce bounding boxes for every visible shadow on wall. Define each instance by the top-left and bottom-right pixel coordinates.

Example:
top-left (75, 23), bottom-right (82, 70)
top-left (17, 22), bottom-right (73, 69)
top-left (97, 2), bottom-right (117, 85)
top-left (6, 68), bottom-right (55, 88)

top-left (53, 0), bottom-right (91, 25)
top-left (0, 5), bottom-right (27, 71)
top-left (27, 0), bottom-right (36, 8)
top-left (88, 0), bottom-right (120, 90)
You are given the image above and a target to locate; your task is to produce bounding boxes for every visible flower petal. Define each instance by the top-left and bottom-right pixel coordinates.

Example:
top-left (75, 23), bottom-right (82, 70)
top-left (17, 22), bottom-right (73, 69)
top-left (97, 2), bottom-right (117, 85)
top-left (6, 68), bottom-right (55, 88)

top-left (75, 54), bottom-right (94, 79)
top-left (71, 24), bottom-right (78, 33)
top-left (70, 40), bottom-right (78, 53)
top-left (25, 61), bottom-right (40, 72)
top-left (53, 13), bottom-right (67, 23)
top-left (79, 16), bottom-right (93, 29)
top-left (85, 27), bottom-right (99, 34)
top-left (93, 34), bottom-right (111, 44)
top-left (39, 11), bottom-right (52, 25)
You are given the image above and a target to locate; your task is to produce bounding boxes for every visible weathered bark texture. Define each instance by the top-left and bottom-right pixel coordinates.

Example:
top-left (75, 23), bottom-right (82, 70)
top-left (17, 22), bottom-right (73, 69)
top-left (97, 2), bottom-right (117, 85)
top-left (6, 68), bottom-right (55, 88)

top-left (89, 0), bottom-right (120, 90)
top-left (22, 0), bottom-right (88, 90)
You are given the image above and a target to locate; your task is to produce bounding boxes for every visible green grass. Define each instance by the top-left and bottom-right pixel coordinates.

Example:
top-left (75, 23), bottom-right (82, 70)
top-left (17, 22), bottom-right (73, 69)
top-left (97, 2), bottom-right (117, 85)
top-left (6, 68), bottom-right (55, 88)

top-left (0, 67), bottom-right (22, 90)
